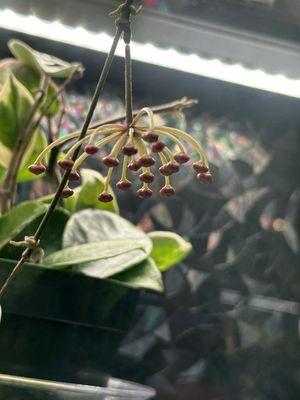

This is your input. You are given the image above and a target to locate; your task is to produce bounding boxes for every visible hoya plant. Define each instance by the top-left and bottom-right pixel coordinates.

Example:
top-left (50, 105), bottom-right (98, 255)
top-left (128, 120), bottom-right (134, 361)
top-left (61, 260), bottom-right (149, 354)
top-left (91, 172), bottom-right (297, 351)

top-left (0, 0), bottom-right (212, 309)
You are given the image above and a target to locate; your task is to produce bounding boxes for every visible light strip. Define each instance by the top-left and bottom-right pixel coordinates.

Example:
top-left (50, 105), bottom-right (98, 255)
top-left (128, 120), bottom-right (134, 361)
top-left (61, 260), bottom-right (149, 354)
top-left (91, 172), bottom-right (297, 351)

top-left (1, 8), bottom-right (300, 99)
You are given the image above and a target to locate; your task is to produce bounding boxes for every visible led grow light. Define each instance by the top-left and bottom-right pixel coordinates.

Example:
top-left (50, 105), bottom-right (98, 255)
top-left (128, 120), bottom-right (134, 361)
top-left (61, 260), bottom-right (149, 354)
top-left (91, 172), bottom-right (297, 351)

top-left (1, 8), bottom-right (300, 99)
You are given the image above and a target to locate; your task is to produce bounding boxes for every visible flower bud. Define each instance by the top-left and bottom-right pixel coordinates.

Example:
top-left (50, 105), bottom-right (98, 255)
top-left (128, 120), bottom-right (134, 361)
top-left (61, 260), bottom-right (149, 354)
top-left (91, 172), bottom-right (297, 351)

top-left (116, 180), bottom-right (132, 190)
top-left (139, 155), bottom-right (155, 167)
top-left (28, 163), bottom-right (46, 175)
top-left (193, 161), bottom-right (209, 173)
top-left (61, 187), bottom-right (74, 198)
top-left (197, 172), bottom-right (213, 184)
top-left (160, 185), bottom-right (175, 197)
top-left (128, 160), bottom-right (141, 172)
top-left (98, 192), bottom-right (114, 202)
top-left (143, 132), bottom-right (159, 143)
top-left (122, 144), bottom-right (138, 156)
top-left (58, 158), bottom-right (74, 170)
top-left (174, 152), bottom-right (190, 164)
top-left (151, 141), bottom-right (165, 153)
top-left (159, 165), bottom-right (173, 176)
top-left (69, 170), bottom-right (80, 181)
top-left (167, 162), bottom-right (180, 173)
top-left (103, 156), bottom-right (120, 167)
top-left (85, 144), bottom-right (99, 155)
top-left (139, 172), bottom-right (155, 183)
top-left (137, 187), bottom-right (153, 199)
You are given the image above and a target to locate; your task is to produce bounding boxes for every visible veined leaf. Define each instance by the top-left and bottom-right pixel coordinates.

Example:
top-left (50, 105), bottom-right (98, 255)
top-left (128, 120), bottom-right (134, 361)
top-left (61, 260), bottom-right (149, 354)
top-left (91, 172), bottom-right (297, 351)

top-left (43, 240), bottom-right (144, 269)
top-left (62, 209), bottom-right (152, 277)
top-left (9, 39), bottom-right (83, 78)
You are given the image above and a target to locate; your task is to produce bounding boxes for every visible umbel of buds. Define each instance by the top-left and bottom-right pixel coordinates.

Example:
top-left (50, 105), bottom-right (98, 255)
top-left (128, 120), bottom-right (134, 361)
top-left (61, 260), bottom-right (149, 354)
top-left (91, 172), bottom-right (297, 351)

top-left (29, 108), bottom-right (212, 202)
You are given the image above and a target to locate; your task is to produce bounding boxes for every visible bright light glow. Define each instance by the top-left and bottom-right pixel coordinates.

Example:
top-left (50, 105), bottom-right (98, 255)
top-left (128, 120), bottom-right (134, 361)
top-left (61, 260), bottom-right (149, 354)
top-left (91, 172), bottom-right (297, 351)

top-left (1, 8), bottom-right (300, 98)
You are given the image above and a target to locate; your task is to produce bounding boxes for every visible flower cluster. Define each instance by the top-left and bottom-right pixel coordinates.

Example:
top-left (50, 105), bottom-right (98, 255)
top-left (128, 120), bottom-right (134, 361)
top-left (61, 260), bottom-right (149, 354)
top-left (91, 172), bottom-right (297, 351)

top-left (29, 107), bottom-right (212, 202)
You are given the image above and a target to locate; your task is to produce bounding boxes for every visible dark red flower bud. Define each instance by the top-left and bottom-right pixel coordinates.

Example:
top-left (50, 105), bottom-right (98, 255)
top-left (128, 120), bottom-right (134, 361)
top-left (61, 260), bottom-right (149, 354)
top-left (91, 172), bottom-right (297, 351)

top-left (61, 187), bottom-right (74, 198)
top-left (85, 144), bottom-right (99, 155)
top-left (143, 132), bottom-right (159, 143)
top-left (128, 160), bottom-right (141, 172)
top-left (197, 172), bottom-right (213, 184)
top-left (174, 152), bottom-right (190, 164)
top-left (167, 162), bottom-right (180, 173)
top-left (193, 161), bottom-right (209, 173)
top-left (160, 185), bottom-right (175, 197)
top-left (122, 144), bottom-right (138, 156)
top-left (116, 179), bottom-right (132, 190)
top-left (103, 156), bottom-right (119, 167)
top-left (137, 187), bottom-right (153, 199)
top-left (98, 192), bottom-right (114, 202)
top-left (28, 163), bottom-right (46, 175)
top-left (139, 155), bottom-right (155, 167)
top-left (69, 170), bottom-right (80, 181)
top-left (58, 158), bottom-right (74, 170)
top-left (151, 141), bottom-right (165, 153)
top-left (139, 172), bottom-right (155, 183)
top-left (159, 165), bottom-right (173, 176)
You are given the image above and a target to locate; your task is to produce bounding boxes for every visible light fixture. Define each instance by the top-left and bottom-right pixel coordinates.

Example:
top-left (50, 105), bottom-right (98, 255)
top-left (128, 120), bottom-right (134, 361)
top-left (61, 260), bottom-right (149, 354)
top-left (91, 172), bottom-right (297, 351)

top-left (1, 8), bottom-right (300, 99)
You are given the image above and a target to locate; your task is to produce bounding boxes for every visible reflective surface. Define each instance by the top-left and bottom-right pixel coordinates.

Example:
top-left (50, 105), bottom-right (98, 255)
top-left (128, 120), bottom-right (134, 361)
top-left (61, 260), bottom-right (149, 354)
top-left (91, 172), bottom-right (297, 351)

top-left (0, 374), bottom-right (155, 400)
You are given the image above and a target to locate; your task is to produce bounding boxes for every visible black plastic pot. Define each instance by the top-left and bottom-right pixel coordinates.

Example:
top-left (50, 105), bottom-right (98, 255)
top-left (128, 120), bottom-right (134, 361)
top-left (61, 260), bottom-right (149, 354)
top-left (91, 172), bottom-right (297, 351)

top-left (0, 259), bottom-right (139, 387)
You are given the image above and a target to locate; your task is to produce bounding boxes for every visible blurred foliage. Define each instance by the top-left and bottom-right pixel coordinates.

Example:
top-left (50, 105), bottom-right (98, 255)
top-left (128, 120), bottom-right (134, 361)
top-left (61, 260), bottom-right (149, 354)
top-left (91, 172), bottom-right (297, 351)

top-left (109, 112), bottom-right (300, 399)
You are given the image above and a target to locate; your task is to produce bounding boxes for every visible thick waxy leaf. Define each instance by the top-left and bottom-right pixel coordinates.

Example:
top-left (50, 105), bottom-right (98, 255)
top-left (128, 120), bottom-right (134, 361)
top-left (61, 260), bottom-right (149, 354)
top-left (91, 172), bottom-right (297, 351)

top-left (43, 240), bottom-right (144, 269)
top-left (110, 258), bottom-right (164, 292)
top-left (62, 209), bottom-right (152, 277)
top-left (0, 74), bottom-right (34, 154)
top-left (63, 210), bottom-right (152, 253)
top-left (66, 169), bottom-right (119, 214)
top-left (74, 248), bottom-right (148, 279)
top-left (9, 40), bottom-right (83, 78)
top-left (0, 200), bottom-right (48, 249)
top-left (0, 59), bottom-right (60, 116)
top-left (148, 231), bottom-right (192, 272)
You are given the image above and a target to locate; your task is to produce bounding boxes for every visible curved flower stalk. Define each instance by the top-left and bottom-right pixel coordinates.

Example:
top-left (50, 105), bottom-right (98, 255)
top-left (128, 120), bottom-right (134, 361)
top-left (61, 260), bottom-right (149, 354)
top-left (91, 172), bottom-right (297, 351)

top-left (29, 107), bottom-right (212, 202)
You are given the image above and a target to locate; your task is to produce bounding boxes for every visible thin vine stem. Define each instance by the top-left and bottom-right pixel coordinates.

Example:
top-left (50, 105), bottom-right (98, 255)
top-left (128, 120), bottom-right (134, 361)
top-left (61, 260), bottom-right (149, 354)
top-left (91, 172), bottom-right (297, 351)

top-left (125, 43), bottom-right (133, 125)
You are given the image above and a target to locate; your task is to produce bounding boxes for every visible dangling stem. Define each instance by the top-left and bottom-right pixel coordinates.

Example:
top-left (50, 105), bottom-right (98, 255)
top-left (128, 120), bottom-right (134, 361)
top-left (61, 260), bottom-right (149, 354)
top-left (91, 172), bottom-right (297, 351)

top-left (0, 6), bottom-right (132, 298)
top-left (158, 151), bottom-right (171, 187)
top-left (121, 155), bottom-right (129, 180)
top-left (125, 43), bottom-right (133, 125)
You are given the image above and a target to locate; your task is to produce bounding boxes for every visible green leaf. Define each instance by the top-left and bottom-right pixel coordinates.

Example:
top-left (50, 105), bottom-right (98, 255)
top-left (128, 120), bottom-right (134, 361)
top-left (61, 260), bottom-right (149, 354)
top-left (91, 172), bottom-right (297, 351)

top-left (16, 131), bottom-right (47, 183)
top-left (0, 59), bottom-right (60, 116)
top-left (0, 209), bottom-right (69, 260)
top-left (70, 169), bottom-right (119, 214)
top-left (62, 209), bottom-right (152, 277)
top-left (0, 74), bottom-right (34, 156)
top-left (0, 200), bottom-right (48, 249)
top-left (63, 210), bottom-right (152, 254)
top-left (148, 231), bottom-right (192, 272)
top-left (110, 258), bottom-right (164, 292)
top-left (43, 240), bottom-right (144, 269)
top-left (9, 39), bottom-right (83, 78)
